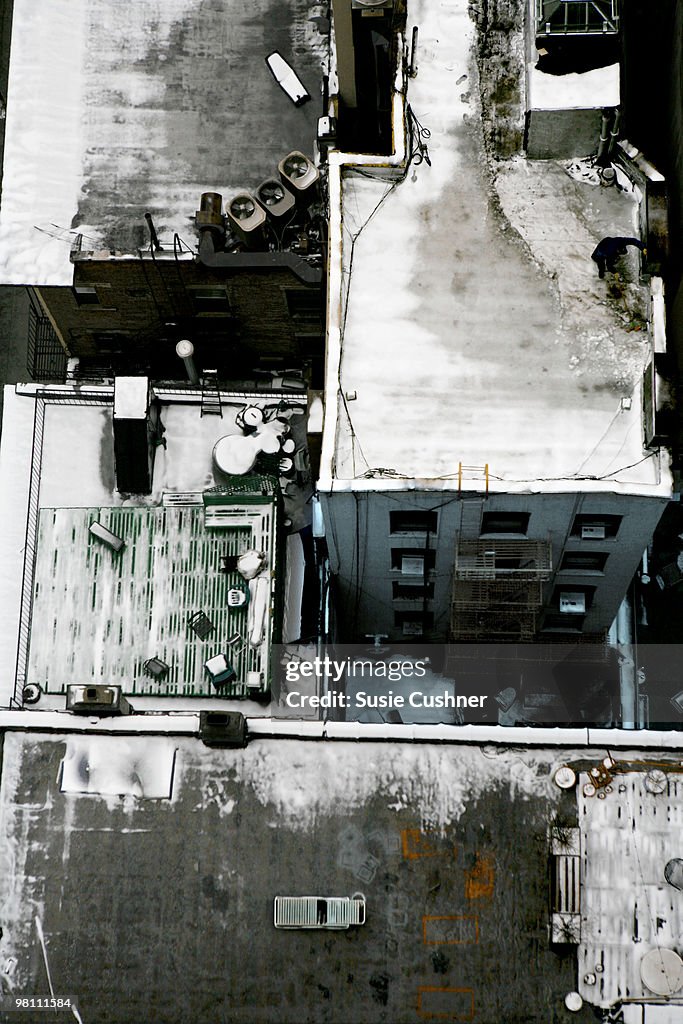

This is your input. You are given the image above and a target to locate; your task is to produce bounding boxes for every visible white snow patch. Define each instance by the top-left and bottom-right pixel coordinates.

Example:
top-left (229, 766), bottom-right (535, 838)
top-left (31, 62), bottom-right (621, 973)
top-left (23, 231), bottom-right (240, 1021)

top-left (528, 62), bottom-right (619, 110)
top-left (59, 735), bottom-right (177, 799)
top-left (199, 740), bottom-right (563, 833)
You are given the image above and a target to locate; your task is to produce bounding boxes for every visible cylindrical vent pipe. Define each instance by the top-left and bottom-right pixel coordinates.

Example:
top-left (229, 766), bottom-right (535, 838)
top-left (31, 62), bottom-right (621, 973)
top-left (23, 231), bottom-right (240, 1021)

top-left (176, 339), bottom-right (199, 385)
top-left (409, 26), bottom-right (419, 78)
top-left (195, 192), bottom-right (225, 236)
top-left (595, 107), bottom-right (616, 167)
top-left (607, 107), bottom-right (621, 159)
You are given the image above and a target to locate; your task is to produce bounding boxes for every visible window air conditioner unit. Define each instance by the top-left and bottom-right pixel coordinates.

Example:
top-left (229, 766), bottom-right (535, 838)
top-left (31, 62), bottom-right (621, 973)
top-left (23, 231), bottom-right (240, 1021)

top-left (401, 556), bottom-right (424, 576)
top-left (402, 620), bottom-right (424, 636)
top-left (66, 684), bottom-right (131, 716)
top-left (559, 592), bottom-right (586, 615)
top-left (581, 525), bottom-right (605, 540)
top-left (278, 151), bottom-right (320, 205)
top-left (226, 192), bottom-right (266, 247)
top-left (255, 179), bottom-right (296, 221)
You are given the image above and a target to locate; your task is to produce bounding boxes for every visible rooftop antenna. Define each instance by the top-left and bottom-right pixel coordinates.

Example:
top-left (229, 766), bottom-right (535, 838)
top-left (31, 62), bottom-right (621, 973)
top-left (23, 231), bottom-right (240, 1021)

top-left (145, 212), bottom-right (163, 252)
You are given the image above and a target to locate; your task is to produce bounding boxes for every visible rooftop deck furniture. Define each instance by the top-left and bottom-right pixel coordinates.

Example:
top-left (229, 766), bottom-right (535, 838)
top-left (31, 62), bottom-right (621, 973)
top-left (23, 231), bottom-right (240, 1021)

top-left (227, 587), bottom-right (248, 608)
top-left (204, 654), bottom-right (238, 691)
top-left (143, 657), bottom-right (169, 681)
top-left (89, 520), bottom-right (125, 553)
top-left (189, 611), bottom-right (215, 640)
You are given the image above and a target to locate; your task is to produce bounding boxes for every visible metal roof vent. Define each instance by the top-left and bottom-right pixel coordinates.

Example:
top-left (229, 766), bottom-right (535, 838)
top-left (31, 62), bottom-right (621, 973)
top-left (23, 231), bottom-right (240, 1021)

top-left (226, 192), bottom-right (266, 246)
top-left (255, 179), bottom-right (296, 221)
top-left (278, 152), bottom-right (319, 204)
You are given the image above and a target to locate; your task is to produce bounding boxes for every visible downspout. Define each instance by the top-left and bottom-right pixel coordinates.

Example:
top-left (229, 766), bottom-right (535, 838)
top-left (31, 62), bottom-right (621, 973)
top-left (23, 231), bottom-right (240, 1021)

top-left (614, 597), bottom-right (637, 729)
top-left (595, 107), bottom-right (617, 167)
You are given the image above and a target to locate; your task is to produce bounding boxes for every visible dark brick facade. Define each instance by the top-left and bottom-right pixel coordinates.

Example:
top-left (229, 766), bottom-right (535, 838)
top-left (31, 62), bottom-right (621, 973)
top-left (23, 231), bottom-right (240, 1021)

top-left (36, 255), bottom-right (324, 381)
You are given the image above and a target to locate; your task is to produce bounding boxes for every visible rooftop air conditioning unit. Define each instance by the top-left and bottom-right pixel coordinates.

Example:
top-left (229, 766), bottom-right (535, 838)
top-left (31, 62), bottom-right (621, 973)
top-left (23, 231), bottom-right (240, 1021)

top-left (199, 711), bottom-right (247, 748)
top-left (559, 592), bottom-right (586, 615)
top-left (581, 525), bottom-right (605, 540)
top-left (66, 684), bottom-right (131, 716)
top-left (226, 192), bottom-right (266, 247)
top-left (278, 152), bottom-right (320, 205)
top-left (401, 556), bottom-right (424, 576)
top-left (255, 179), bottom-right (296, 221)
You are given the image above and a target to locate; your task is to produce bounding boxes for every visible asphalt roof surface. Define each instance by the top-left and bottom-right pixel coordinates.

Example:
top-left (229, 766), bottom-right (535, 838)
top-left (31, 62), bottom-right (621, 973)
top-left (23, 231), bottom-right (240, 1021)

top-left (0, 733), bottom-right (603, 1024)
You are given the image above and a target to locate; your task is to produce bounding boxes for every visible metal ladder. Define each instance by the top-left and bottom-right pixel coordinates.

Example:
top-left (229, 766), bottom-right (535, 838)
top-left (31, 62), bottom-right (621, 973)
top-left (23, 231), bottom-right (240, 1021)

top-left (200, 369), bottom-right (223, 417)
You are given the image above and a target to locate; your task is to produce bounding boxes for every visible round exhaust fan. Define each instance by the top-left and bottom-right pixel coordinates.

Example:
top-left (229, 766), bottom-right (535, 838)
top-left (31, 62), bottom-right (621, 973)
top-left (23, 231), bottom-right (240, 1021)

top-left (230, 196), bottom-right (256, 220)
top-left (259, 182), bottom-right (286, 206)
top-left (283, 154), bottom-right (309, 179)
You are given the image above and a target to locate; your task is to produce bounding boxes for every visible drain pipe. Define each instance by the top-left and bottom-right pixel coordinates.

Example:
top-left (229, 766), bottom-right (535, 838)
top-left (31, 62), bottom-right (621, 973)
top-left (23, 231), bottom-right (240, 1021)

top-left (614, 596), bottom-right (637, 729)
top-left (595, 107), bottom-right (616, 167)
top-left (607, 107), bottom-right (621, 159)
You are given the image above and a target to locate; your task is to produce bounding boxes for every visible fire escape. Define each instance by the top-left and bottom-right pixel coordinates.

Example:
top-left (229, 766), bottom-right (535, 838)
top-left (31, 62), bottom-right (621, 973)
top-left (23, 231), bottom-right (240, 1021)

top-left (450, 538), bottom-right (553, 642)
top-left (535, 0), bottom-right (619, 36)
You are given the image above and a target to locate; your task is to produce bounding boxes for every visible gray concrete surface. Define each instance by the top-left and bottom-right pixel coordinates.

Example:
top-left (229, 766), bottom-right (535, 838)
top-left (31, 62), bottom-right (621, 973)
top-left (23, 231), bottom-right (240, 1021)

top-left (0, 733), bottom-right (598, 1024)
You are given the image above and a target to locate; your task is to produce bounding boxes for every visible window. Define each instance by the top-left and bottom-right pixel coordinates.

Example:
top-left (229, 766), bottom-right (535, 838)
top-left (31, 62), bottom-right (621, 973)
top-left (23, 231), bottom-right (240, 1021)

top-left (73, 286), bottom-right (99, 306)
top-left (571, 514), bottom-right (622, 539)
top-left (542, 614), bottom-right (585, 633)
top-left (560, 551), bottom-right (608, 573)
top-left (92, 331), bottom-right (130, 355)
top-left (480, 512), bottom-right (530, 535)
top-left (390, 548), bottom-right (436, 572)
top-left (190, 287), bottom-right (231, 315)
top-left (285, 288), bottom-right (322, 323)
top-left (390, 510), bottom-right (438, 534)
top-left (394, 611), bottom-right (434, 635)
top-left (392, 581), bottom-right (435, 600)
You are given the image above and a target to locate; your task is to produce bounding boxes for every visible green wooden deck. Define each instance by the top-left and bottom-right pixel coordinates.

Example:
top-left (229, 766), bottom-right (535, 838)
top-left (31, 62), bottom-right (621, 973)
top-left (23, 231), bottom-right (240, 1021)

top-left (29, 506), bottom-right (268, 697)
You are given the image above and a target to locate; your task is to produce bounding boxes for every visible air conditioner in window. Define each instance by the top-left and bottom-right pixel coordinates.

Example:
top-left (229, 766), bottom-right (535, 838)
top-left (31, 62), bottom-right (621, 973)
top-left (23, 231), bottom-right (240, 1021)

top-left (559, 592), bottom-right (586, 615)
top-left (402, 621), bottom-right (424, 636)
top-left (66, 684), bottom-right (131, 716)
top-left (226, 192), bottom-right (266, 247)
top-left (581, 525), bottom-right (605, 540)
top-left (278, 151), bottom-right (320, 205)
top-left (401, 556), bottom-right (424, 576)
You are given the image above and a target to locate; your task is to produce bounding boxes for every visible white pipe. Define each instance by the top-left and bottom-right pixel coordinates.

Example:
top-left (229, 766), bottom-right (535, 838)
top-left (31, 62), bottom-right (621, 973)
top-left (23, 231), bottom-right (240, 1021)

top-left (615, 597), bottom-right (637, 729)
top-left (175, 339), bottom-right (199, 385)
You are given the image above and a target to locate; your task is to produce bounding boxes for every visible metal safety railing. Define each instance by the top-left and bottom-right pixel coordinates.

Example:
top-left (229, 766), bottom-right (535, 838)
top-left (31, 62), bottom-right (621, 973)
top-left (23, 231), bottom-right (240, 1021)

top-left (535, 0), bottom-right (620, 36)
top-left (11, 399), bottom-right (45, 708)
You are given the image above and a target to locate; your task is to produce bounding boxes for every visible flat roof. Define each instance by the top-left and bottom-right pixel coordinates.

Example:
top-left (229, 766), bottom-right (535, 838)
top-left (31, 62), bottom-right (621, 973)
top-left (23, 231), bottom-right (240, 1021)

top-left (0, 0), bottom-right (326, 284)
top-left (321, 0), bottom-right (670, 497)
top-left (0, 386), bottom-right (311, 706)
top-left (578, 765), bottom-right (683, 1008)
top-left (0, 733), bottom-right (620, 1023)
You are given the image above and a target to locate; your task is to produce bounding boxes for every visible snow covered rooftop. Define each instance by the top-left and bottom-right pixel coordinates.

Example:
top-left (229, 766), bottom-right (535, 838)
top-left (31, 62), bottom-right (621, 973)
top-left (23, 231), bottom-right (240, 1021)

top-left (320, 0), bottom-right (671, 499)
top-left (0, 0), bottom-right (326, 285)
